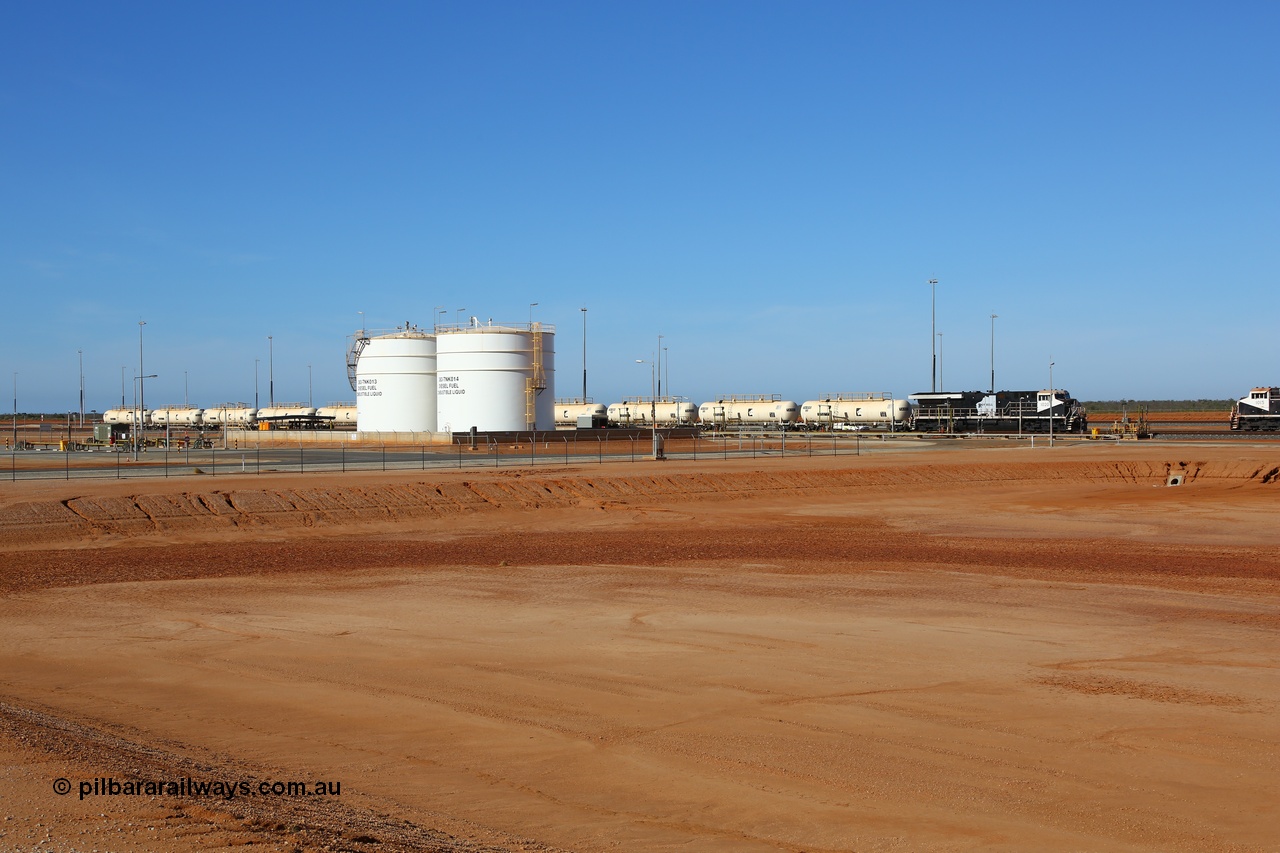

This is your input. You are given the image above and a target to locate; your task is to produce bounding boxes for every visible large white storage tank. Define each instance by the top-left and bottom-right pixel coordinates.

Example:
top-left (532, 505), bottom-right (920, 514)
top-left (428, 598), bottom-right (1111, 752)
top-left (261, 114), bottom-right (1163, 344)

top-left (436, 322), bottom-right (555, 432)
top-left (355, 330), bottom-right (437, 433)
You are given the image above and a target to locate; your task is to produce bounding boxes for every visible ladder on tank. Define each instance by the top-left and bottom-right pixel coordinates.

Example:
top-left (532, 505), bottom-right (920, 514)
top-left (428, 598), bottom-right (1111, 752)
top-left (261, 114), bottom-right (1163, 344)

top-left (525, 325), bottom-right (546, 429)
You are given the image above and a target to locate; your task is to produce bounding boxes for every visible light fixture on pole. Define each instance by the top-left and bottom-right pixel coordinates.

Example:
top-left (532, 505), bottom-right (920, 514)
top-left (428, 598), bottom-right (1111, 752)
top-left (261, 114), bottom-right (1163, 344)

top-left (456, 307), bottom-right (467, 327)
top-left (580, 307), bottom-right (588, 400)
top-left (358, 311), bottom-right (366, 337)
top-left (990, 313), bottom-right (998, 394)
top-left (928, 279), bottom-right (938, 392)
top-left (434, 306), bottom-right (445, 331)
top-left (529, 302), bottom-right (538, 327)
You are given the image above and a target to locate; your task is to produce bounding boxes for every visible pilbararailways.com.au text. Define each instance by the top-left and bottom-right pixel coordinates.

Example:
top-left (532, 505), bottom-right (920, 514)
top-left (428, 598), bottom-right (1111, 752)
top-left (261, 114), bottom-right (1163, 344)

top-left (55, 776), bottom-right (342, 801)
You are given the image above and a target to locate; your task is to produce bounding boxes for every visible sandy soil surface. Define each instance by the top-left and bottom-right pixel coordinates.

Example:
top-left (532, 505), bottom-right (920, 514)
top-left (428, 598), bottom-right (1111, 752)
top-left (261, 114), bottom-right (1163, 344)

top-left (1, 441), bottom-right (1278, 852)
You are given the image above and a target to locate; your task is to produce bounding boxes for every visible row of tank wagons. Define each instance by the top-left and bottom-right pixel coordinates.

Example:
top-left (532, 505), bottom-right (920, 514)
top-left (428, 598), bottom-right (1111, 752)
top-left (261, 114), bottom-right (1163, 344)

top-left (555, 389), bottom-right (1093, 432)
top-left (1230, 387), bottom-right (1280, 430)
top-left (100, 404), bottom-right (359, 427)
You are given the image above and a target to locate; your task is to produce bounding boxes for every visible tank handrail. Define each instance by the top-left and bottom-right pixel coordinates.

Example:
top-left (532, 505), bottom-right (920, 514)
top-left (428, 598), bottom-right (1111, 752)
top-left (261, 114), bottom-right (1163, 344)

top-left (709, 394), bottom-right (783, 403)
top-left (816, 393), bottom-right (896, 402)
top-left (434, 322), bottom-right (557, 334)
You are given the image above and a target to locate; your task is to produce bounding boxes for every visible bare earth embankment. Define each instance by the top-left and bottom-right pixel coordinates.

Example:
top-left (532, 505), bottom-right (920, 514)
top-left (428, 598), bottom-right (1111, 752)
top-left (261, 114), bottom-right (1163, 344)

top-left (1, 441), bottom-right (1278, 852)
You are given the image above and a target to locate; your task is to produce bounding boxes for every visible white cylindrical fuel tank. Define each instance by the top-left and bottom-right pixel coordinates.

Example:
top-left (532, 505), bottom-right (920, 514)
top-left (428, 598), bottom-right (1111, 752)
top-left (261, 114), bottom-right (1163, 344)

top-left (799, 395), bottom-right (912, 427)
top-left (607, 399), bottom-right (699, 425)
top-left (436, 323), bottom-right (555, 432)
top-left (355, 331), bottom-right (437, 433)
top-left (555, 401), bottom-right (607, 426)
top-left (103, 408), bottom-right (146, 425)
top-left (204, 405), bottom-right (257, 425)
top-left (316, 403), bottom-right (358, 426)
top-left (697, 396), bottom-right (800, 426)
top-left (151, 406), bottom-right (204, 426)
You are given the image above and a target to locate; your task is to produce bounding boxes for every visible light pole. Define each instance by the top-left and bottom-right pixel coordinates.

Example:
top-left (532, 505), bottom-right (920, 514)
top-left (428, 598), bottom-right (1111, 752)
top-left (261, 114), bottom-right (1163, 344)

top-left (78, 349), bottom-right (84, 427)
top-left (11, 372), bottom-right (16, 449)
top-left (184, 370), bottom-right (189, 407)
top-left (664, 346), bottom-right (669, 400)
top-left (529, 302), bottom-right (538, 327)
top-left (308, 364), bottom-right (313, 407)
top-left (267, 335), bottom-right (274, 408)
top-left (437, 307), bottom-right (447, 330)
top-left (456, 307), bottom-right (467, 327)
top-left (357, 311), bottom-right (366, 337)
top-left (580, 307), bottom-right (588, 400)
top-left (990, 314), bottom-right (998, 393)
top-left (138, 320), bottom-right (146, 454)
top-left (1049, 359), bottom-right (1055, 447)
top-left (657, 335), bottom-right (664, 399)
top-left (254, 359), bottom-right (259, 410)
top-left (121, 366), bottom-right (126, 408)
top-left (928, 279), bottom-right (938, 392)
top-left (132, 374), bottom-right (157, 461)
top-left (636, 358), bottom-right (659, 458)
top-left (937, 332), bottom-right (944, 391)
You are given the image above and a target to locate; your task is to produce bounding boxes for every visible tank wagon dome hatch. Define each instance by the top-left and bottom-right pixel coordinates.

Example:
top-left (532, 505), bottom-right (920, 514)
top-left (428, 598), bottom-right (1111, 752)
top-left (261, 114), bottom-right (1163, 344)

top-left (435, 320), bottom-right (555, 433)
top-left (353, 324), bottom-right (438, 434)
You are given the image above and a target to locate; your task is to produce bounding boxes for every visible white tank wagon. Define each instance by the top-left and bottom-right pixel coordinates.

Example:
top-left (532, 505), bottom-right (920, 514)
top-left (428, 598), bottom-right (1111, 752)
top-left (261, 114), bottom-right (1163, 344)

top-left (354, 328), bottom-right (437, 433)
top-left (799, 394), bottom-right (911, 428)
top-left (435, 321), bottom-right (555, 432)
top-left (150, 406), bottom-right (205, 426)
top-left (257, 404), bottom-right (319, 420)
top-left (316, 402), bottom-right (358, 427)
top-left (203, 404), bottom-right (258, 426)
top-left (607, 398), bottom-right (699, 425)
top-left (102, 408), bottom-right (149, 425)
top-left (555, 400), bottom-right (608, 426)
top-left (697, 395), bottom-right (800, 427)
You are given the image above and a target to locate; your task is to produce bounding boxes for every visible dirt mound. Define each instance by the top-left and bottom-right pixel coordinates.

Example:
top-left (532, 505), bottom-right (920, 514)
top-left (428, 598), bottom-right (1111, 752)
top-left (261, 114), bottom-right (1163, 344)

top-left (2, 455), bottom-right (1276, 551)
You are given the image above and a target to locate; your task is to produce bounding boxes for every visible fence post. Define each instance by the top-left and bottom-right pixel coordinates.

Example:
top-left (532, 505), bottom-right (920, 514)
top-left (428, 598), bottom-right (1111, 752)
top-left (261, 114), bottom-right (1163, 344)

top-left (564, 436), bottom-right (569, 466)
top-left (300, 445), bottom-right (305, 474)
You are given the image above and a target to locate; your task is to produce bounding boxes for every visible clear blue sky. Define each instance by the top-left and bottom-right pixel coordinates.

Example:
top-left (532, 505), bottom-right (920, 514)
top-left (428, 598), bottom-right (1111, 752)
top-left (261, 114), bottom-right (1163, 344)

top-left (3, 1), bottom-right (1276, 413)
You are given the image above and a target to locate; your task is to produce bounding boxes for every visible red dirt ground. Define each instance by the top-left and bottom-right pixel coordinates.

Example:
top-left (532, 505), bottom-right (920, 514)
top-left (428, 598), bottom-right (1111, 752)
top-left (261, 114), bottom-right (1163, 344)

top-left (1, 441), bottom-right (1277, 852)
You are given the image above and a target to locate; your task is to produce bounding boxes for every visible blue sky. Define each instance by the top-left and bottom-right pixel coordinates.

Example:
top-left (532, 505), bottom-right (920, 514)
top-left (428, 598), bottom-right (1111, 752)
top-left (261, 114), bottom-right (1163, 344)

top-left (3, 1), bottom-right (1276, 413)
